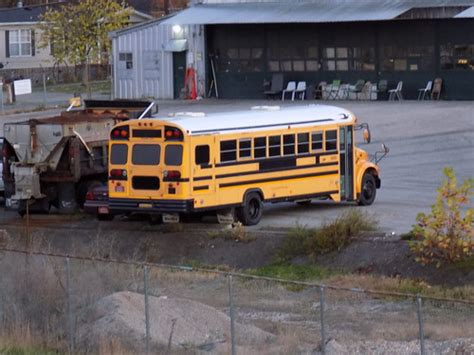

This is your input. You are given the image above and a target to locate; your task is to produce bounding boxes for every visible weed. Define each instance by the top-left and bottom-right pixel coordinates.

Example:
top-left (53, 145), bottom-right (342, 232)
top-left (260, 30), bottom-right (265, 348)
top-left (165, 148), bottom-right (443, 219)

top-left (207, 223), bottom-right (257, 243)
top-left (248, 263), bottom-right (335, 282)
top-left (278, 209), bottom-right (378, 262)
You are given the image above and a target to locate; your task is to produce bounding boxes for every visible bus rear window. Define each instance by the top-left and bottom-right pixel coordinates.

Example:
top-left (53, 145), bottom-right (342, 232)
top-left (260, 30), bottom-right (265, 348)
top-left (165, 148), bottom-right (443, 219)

top-left (111, 144), bottom-right (128, 165)
top-left (165, 145), bottom-right (183, 166)
top-left (132, 144), bottom-right (161, 165)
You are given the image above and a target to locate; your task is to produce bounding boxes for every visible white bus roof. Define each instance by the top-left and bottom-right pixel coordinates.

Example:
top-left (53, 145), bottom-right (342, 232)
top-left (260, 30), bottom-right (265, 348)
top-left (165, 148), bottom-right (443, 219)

top-left (154, 105), bottom-right (355, 135)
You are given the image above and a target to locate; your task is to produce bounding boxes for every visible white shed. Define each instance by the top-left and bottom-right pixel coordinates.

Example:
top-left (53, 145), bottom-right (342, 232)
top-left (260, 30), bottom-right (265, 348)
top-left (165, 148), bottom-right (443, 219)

top-left (110, 16), bottom-right (205, 100)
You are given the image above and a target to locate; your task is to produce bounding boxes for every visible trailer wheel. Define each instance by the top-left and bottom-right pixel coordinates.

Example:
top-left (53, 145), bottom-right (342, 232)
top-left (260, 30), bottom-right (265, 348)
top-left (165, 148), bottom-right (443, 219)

top-left (236, 192), bottom-right (263, 226)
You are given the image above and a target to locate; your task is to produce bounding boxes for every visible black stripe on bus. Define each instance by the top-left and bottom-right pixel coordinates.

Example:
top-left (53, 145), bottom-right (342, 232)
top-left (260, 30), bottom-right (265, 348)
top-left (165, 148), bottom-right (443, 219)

top-left (215, 162), bottom-right (338, 179)
top-left (267, 190), bottom-right (339, 203)
top-left (192, 118), bottom-right (334, 134)
top-left (193, 185), bottom-right (209, 191)
top-left (219, 170), bottom-right (338, 188)
top-left (194, 176), bottom-right (212, 181)
top-left (215, 151), bottom-right (338, 168)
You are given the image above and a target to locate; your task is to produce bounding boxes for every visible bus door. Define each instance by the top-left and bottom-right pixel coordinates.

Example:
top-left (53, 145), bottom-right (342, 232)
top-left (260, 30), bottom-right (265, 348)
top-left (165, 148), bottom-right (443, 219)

top-left (339, 126), bottom-right (354, 201)
top-left (191, 137), bottom-right (216, 203)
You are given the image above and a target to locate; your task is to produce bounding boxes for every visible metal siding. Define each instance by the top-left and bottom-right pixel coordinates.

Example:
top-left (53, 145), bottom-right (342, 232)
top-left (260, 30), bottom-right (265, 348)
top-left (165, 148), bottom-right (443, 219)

top-left (455, 5), bottom-right (474, 17)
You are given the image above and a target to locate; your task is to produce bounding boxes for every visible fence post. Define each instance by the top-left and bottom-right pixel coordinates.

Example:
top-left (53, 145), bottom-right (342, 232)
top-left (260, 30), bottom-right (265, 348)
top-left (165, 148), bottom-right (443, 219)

top-left (65, 257), bottom-right (75, 354)
top-left (319, 285), bottom-right (326, 355)
top-left (228, 275), bottom-right (236, 355)
top-left (42, 72), bottom-right (47, 107)
top-left (144, 265), bottom-right (150, 354)
top-left (416, 295), bottom-right (425, 355)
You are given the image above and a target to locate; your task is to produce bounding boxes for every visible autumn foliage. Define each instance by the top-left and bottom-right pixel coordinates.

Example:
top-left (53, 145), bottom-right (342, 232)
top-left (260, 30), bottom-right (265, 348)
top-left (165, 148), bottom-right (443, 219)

top-left (409, 167), bottom-right (474, 267)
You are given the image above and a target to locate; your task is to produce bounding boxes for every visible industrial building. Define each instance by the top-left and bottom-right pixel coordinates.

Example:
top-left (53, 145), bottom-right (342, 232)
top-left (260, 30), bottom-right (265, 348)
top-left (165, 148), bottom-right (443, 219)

top-left (110, 0), bottom-right (474, 100)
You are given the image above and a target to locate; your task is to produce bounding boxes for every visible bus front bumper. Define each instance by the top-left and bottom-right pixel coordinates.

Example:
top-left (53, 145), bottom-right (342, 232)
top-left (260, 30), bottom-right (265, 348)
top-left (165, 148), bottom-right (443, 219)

top-left (109, 198), bottom-right (194, 214)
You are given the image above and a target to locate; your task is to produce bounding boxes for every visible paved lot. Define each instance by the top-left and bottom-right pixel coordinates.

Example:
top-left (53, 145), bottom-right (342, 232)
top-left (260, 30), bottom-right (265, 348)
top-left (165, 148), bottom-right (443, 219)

top-left (1, 99), bottom-right (473, 234)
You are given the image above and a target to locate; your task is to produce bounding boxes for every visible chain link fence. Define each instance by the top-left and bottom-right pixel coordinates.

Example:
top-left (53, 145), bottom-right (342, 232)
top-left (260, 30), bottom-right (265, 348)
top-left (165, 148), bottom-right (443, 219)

top-left (0, 247), bottom-right (473, 354)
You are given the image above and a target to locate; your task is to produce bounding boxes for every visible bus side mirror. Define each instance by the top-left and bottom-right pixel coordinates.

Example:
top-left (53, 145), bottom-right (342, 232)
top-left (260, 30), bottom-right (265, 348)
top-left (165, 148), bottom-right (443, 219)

top-left (381, 143), bottom-right (389, 154)
top-left (363, 128), bottom-right (371, 144)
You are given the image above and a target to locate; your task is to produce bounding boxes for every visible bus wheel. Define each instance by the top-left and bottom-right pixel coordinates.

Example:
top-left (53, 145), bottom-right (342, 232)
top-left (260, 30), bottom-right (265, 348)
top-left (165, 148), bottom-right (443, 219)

top-left (358, 172), bottom-right (376, 206)
top-left (237, 192), bottom-right (263, 226)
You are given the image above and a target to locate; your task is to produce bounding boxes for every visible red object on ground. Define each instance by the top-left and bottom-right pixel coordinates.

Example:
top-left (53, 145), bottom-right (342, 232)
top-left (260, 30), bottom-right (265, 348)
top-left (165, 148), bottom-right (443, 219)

top-left (185, 67), bottom-right (197, 100)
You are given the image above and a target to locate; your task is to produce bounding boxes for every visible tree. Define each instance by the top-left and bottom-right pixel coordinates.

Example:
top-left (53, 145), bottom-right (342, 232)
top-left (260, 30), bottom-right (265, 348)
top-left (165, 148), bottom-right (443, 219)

top-left (38, 0), bottom-right (132, 95)
top-left (409, 167), bottom-right (474, 267)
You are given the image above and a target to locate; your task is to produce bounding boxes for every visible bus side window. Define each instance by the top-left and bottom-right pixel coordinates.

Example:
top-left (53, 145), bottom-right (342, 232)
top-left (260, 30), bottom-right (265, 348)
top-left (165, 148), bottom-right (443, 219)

top-left (220, 140), bottom-right (237, 162)
top-left (283, 134), bottom-right (295, 155)
top-left (326, 130), bottom-right (338, 151)
top-left (311, 131), bottom-right (323, 151)
top-left (254, 137), bottom-right (266, 159)
top-left (195, 145), bottom-right (210, 165)
top-left (297, 133), bottom-right (309, 154)
top-left (269, 135), bottom-right (281, 157)
top-left (239, 139), bottom-right (252, 159)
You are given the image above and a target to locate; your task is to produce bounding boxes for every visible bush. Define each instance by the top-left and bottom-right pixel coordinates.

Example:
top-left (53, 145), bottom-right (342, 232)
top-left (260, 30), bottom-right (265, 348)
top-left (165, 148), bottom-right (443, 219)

top-left (409, 167), bottom-right (474, 267)
top-left (278, 209), bottom-right (378, 262)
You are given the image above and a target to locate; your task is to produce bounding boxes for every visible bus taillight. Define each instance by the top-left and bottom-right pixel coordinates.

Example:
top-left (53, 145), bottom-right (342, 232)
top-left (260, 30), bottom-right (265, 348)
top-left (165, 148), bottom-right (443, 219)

top-left (164, 126), bottom-right (183, 141)
top-left (163, 170), bottom-right (181, 181)
top-left (110, 169), bottom-right (127, 180)
top-left (111, 126), bottom-right (129, 140)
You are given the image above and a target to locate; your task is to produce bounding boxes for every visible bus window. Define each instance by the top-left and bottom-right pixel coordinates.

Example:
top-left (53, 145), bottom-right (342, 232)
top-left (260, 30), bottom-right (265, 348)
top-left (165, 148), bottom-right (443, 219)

top-left (195, 145), bottom-right (210, 165)
top-left (220, 140), bottom-right (237, 162)
top-left (311, 131), bottom-right (323, 151)
top-left (132, 144), bottom-right (160, 165)
top-left (254, 137), bottom-right (266, 159)
top-left (326, 130), bottom-right (338, 151)
top-left (283, 134), bottom-right (295, 155)
top-left (111, 144), bottom-right (128, 165)
top-left (269, 135), bottom-right (281, 157)
top-left (297, 133), bottom-right (309, 154)
top-left (165, 145), bottom-right (183, 166)
top-left (239, 139), bottom-right (252, 159)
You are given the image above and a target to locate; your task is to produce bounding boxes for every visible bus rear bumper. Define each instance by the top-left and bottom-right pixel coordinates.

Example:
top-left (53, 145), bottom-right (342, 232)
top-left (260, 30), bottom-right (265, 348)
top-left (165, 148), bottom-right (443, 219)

top-left (109, 198), bottom-right (194, 213)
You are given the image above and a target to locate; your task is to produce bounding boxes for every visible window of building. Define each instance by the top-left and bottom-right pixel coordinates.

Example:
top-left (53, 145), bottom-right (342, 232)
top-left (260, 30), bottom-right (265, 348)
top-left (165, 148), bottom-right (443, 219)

top-left (239, 139), bottom-right (252, 159)
top-left (311, 132), bottom-right (323, 151)
top-left (220, 140), bottom-right (237, 162)
top-left (380, 45), bottom-right (434, 71)
top-left (325, 130), bottom-right (338, 151)
top-left (269, 135), bottom-right (281, 157)
top-left (254, 137), bottom-right (266, 158)
top-left (267, 42), bottom-right (319, 72)
top-left (440, 44), bottom-right (474, 70)
top-left (195, 145), bottom-right (210, 165)
top-left (283, 134), bottom-right (295, 155)
top-left (323, 46), bottom-right (375, 71)
top-left (297, 133), bottom-right (309, 154)
top-left (219, 47), bottom-right (263, 73)
top-left (119, 52), bottom-right (133, 69)
top-left (9, 29), bottom-right (32, 57)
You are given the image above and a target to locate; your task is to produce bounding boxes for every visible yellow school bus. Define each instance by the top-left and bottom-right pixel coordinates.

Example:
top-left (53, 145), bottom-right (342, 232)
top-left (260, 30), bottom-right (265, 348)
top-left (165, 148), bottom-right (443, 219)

top-left (108, 105), bottom-right (382, 225)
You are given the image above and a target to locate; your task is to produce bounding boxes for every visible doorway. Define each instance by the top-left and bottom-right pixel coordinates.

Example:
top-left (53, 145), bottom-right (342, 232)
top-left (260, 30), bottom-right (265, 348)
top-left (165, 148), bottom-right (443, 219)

top-left (339, 126), bottom-right (354, 201)
top-left (173, 52), bottom-right (186, 99)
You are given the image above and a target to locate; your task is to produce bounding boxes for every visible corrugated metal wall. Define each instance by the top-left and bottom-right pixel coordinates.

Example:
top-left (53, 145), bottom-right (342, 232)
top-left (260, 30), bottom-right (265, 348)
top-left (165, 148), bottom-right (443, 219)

top-left (112, 22), bottom-right (206, 100)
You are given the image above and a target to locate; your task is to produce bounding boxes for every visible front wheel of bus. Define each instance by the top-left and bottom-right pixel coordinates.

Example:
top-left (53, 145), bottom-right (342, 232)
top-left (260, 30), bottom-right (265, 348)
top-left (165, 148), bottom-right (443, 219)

top-left (358, 172), bottom-right (376, 206)
top-left (237, 192), bottom-right (263, 226)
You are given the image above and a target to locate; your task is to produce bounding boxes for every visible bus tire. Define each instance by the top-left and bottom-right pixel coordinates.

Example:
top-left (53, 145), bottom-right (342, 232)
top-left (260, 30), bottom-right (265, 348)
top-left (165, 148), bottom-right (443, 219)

top-left (236, 192), bottom-right (263, 226)
top-left (358, 172), bottom-right (377, 206)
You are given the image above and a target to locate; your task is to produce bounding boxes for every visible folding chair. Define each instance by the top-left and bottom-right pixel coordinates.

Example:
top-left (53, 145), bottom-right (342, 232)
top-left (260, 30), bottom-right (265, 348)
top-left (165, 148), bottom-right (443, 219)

top-left (361, 81), bottom-right (372, 100)
top-left (417, 81), bottom-right (432, 100)
top-left (327, 80), bottom-right (341, 100)
top-left (431, 78), bottom-right (442, 100)
top-left (349, 79), bottom-right (365, 100)
top-left (375, 79), bottom-right (388, 100)
top-left (282, 81), bottom-right (296, 101)
top-left (293, 81), bottom-right (307, 100)
top-left (314, 81), bottom-right (327, 100)
top-left (388, 81), bottom-right (403, 101)
top-left (263, 73), bottom-right (284, 99)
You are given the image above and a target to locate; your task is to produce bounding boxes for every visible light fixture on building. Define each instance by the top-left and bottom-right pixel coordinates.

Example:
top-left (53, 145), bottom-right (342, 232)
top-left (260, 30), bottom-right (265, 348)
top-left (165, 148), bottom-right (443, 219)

top-left (172, 25), bottom-right (183, 35)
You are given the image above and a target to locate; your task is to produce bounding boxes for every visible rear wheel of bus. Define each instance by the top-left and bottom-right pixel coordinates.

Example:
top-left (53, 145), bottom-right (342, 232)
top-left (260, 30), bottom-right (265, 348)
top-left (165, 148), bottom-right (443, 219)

top-left (236, 192), bottom-right (263, 226)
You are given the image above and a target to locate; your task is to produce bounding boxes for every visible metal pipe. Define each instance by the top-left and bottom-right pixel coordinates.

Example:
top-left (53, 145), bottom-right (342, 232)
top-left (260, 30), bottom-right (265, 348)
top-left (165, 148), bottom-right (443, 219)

top-left (320, 285), bottom-right (326, 355)
top-left (417, 295), bottom-right (425, 355)
top-left (138, 102), bottom-right (155, 120)
top-left (228, 275), bottom-right (236, 355)
top-left (144, 265), bottom-right (150, 354)
top-left (65, 257), bottom-right (75, 354)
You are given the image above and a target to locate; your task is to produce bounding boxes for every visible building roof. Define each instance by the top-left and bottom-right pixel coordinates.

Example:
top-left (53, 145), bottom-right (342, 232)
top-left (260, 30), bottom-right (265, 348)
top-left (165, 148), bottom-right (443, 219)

top-left (455, 5), bottom-right (474, 17)
top-left (153, 105), bottom-right (355, 135)
top-left (162, 0), bottom-right (474, 25)
top-left (0, 3), bottom-right (55, 23)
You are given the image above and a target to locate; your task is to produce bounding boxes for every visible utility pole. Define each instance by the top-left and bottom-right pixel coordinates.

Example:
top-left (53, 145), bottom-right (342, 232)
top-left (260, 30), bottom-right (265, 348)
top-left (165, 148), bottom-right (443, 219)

top-left (164, 0), bottom-right (169, 15)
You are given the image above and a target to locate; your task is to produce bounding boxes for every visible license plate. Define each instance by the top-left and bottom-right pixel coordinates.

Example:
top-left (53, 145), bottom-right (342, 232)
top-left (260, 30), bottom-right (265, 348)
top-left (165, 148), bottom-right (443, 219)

top-left (98, 207), bottom-right (109, 214)
top-left (139, 203), bottom-right (153, 208)
top-left (115, 186), bottom-right (125, 192)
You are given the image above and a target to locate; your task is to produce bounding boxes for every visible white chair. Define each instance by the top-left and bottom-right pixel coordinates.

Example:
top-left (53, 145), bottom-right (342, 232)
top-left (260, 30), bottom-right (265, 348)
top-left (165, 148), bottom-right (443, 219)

top-left (388, 81), bottom-right (403, 101)
top-left (282, 81), bottom-right (296, 101)
top-left (292, 81), bottom-right (306, 101)
top-left (417, 81), bottom-right (432, 100)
